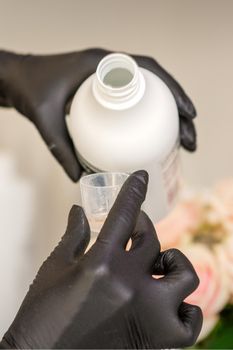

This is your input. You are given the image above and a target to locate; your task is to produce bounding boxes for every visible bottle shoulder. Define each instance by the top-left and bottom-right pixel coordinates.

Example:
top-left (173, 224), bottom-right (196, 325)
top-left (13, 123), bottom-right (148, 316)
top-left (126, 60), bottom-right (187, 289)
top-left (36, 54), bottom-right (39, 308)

top-left (71, 68), bottom-right (178, 128)
top-left (69, 69), bottom-right (179, 166)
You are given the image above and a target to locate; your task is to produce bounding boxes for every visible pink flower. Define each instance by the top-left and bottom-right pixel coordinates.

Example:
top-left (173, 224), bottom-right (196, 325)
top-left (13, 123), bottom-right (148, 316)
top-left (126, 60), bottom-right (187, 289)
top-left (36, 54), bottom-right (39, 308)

top-left (217, 235), bottom-right (233, 299)
top-left (184, 244), bottom-right (229, 317)
top-left (155, 200), bottom-right (202, 249)
top-left (183, 244), bottom-right (230, 340)
top-left (154, 183), bottom-right (233, 342)
top-left (214, 179), bottom-right (233, 223)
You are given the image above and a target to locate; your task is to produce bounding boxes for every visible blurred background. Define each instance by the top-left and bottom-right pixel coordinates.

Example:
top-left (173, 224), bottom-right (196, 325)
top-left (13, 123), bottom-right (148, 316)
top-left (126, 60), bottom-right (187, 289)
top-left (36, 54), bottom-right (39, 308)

top-left (0, 0), bottom-right (233, 346)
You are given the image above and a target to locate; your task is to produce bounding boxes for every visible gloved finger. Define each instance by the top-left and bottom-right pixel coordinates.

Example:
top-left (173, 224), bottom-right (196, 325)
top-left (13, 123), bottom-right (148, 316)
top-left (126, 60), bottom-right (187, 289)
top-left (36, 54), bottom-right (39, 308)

top-left (47, 126), bottom-right (82, 182)
top-left (97, 170), bottom-right (148, 249)
top-left (128, 211), bottom-right (160, 272)
top-left (153, 249), bottom-right (199, 302)
top-left (0, 94), bottom-right (11, 107)
top-left (133, 55), bottom-right (196, 120)
top-left (0, 79), bottom-right (11, 107)
top-left (180, 116), bottom-right (197, 152)
top-left (35, 107), bottom-right (82, 182)
top-left (51, 205), bottom-right (90, 267)
top-left (178, 302), bottom-right (203, 347)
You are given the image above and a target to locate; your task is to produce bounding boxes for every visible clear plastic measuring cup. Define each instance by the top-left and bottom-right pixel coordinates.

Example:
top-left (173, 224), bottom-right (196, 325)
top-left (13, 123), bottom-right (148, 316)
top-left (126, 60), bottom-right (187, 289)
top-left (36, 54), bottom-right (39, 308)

top-left (80, 172), bottom-right (129, 240)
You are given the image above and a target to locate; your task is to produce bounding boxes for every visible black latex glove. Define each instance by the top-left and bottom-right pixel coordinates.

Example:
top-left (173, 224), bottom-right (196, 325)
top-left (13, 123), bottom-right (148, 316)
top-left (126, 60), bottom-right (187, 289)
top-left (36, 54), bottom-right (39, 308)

top-left (0, 170), bottom-right (202, 349)
top-left (0, 48), bottom-right (197, 181)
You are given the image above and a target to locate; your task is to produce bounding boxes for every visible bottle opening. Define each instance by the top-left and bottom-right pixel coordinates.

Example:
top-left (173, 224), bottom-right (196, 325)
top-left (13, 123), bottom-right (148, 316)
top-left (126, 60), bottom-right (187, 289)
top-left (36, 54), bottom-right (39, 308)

top-left (93, 53), bottom-right (145, 110)
top-left (96, 53), bottom-right (138, 91)
top-left (103, 68), bottom-right (134, 88)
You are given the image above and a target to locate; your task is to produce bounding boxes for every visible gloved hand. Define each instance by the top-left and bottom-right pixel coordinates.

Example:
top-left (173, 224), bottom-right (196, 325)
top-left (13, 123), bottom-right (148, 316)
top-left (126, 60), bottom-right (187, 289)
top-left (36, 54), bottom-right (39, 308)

top-left (0, 170), bottom-right (202, 349)
top-left (0, 48), bottom-right (197, 181)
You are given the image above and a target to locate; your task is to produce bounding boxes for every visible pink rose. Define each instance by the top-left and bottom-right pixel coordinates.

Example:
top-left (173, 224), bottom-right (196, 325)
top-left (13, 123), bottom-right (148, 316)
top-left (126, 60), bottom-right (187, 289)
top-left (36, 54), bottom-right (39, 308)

top-left (184, 244), bottom-right (229, 317)
top-left (214, 179), bottom-right (233, 223)
top-left (217, 235), bottom-right (233, 298)
top-left (155, 200), bottom-right (202, 249)
top-left (183, 244), bottom-right (230, 340)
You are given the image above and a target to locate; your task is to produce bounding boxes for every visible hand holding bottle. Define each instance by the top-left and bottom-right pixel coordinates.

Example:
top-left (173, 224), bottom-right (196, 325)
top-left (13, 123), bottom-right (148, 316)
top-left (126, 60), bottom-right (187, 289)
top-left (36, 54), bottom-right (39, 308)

top-left (0, 48), bottom-right (197, 182)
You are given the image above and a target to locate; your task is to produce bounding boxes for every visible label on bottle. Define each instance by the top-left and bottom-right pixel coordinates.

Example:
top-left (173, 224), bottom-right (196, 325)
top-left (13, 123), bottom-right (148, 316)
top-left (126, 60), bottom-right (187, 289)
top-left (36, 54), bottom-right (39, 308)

top-left (160, 139), bottom-right (181, 208)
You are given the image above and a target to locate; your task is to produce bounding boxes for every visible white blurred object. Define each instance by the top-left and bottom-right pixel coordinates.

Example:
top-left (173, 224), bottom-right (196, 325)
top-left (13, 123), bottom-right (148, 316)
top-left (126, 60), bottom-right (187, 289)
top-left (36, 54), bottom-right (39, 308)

top-left (0, 153), bottom-right (35, 336)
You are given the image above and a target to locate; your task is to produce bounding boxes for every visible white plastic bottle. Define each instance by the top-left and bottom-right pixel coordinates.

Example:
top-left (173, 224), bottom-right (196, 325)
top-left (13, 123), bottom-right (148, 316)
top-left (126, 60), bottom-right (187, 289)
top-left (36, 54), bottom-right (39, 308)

top-left (67, 53), bottom-right (181, 222)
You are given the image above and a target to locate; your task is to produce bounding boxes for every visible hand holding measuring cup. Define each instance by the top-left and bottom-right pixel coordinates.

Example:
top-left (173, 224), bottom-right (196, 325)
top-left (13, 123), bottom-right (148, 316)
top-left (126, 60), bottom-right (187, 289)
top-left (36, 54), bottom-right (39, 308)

top-left (1, 170), bottom-right (202, 349)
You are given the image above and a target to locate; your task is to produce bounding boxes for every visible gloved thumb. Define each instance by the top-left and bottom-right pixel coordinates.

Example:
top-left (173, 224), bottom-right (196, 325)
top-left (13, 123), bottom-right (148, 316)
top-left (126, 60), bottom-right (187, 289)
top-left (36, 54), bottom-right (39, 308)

top-left (51, 205), bottom-right (90, 267)
top-left (180, 116), bottom-right (197, 152)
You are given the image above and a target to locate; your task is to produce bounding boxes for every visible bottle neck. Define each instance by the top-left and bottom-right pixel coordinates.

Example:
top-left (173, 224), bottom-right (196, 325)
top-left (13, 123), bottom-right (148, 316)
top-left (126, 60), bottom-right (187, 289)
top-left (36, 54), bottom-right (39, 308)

top-left (92, 53), bottom-right (145, 110)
